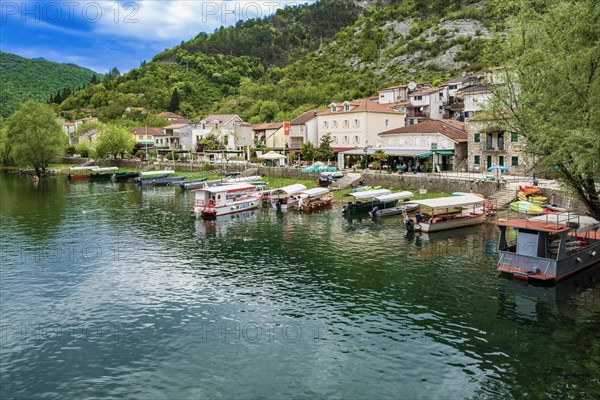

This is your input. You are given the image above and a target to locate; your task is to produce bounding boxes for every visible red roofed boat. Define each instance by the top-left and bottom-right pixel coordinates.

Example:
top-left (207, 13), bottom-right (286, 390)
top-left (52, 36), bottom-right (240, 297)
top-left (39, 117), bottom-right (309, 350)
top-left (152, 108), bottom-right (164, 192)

top-left (497, 213), bottom-right (600, 283)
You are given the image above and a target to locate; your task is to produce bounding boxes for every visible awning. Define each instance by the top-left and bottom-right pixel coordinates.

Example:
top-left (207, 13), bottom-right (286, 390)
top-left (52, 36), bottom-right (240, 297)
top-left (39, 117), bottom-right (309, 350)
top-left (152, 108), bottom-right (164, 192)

top-left (433, 149), bottom-right (455, 156)
top-left (417, 152), bottom-right (432, 159)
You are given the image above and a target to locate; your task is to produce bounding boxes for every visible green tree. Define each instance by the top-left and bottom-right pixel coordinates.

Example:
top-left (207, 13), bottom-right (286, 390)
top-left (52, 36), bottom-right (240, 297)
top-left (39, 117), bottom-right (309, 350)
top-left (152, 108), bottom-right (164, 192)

top-left (372, 149), bottom-right (388, 173)
top-left (75, 139), bottom-right (94, 158)
top-left (489, 0), bottom-right (600, 219)
top-left (169, 88), bottom-right (180, 112)
top-left (6, 101), bottom-right (66, 176)
top-left (95, 123), bottom-right (135, 159)
top-left (0, 121), bottom-right (15, 166)
top-left (317, 134), bottom-right (334, 162)
top-left (300, 141), bottom-right (317, 162)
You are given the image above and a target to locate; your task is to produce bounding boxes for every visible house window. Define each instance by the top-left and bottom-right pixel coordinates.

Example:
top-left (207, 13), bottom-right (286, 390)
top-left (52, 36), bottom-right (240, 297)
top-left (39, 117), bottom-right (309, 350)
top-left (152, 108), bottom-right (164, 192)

top-left (331, 105), bottom-right (337, 112)
top-left (414, 96), bottom-right (423, 101)
top-left (323, 121), bottom-right (328, 129)
top-left (333, 136), bottom-right (338, 144)
top-left (146, 135), bottom-right (152, 140)
top-left (385, 119), bottom-right (389, 127)
top-left (387, 138), bottom-right (393, 146)
top-left (474, 133), bottom-right (480, 142)
top-left (353, 136), bottom-right (359, 144)
top-left (353, 119), bottom-right (360, 128)
top-left (511, 133), bottom-right (518, 142)
top-left (333, 121), bottom-right (338, 128)
top-left (343, 120), bottom-right (349, 128)
top-left (474, 155), bottom-right (481, 165)
top-left (343, 136), bottom-right (349, 144)
top-left (511, 156), bottom-right (519, 166)
top-left (344, 103), bottom-right (350, 111)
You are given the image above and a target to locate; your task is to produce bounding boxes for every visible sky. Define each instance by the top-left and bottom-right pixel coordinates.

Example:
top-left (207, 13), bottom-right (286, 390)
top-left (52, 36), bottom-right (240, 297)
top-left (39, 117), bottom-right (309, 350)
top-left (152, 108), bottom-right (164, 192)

top-left (0, 0), bottom-right (316, 73)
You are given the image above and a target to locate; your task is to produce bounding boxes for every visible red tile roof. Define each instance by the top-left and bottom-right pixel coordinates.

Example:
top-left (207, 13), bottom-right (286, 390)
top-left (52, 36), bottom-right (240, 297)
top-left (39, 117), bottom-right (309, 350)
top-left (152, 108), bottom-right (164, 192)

top-left (290, 110), bottom-right (318, 125)
top-left (317, 98), bottom-right (403, 115)
top-left (164, 123), bottom-right (189, 129)
top-left (157, 112), bottom-right (184, 119)
top-left (378, 120), bottom-right (468, 142)
top-left (202, 114), bottom-right (241, 124)
top-left (252, 122), bottom-right (283, 130)
top-left (130, 127), bottom-right (164, 135)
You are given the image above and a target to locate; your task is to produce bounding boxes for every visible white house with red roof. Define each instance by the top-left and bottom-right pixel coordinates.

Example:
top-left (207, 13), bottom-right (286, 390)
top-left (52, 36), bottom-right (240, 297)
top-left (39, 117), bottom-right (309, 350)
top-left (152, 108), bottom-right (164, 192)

top-left (290, 110), bottom-right (319, 149)
top-left (315, 98), bottom-right (406, 153)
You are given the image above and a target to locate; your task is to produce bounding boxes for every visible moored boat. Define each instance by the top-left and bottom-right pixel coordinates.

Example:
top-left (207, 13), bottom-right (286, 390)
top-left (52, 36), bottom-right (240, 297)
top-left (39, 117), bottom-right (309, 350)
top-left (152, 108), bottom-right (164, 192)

top-left (150, 176), bottom-right (186, 186)
top-left (368, 191), bottom-right (414, 218)
top-left (405, 195), bottom-right (486, 232)
top-left (179, 177), bottom-right (208, 190)
top-left (497, 213), bottom-right (600, 283)
top-left (192, 183), bottom-right (261, 218)
top-left (342, 189), bottom-right (396, 215)
top-left (88, 167), bottom-right (119, 182)
top-left (135, 170), bottom-right (176, 185)
top-left (67, 166), bottom-right (98, 181)
top-left (270, 183), bottom-right (308, 211)
top-left (295, 187), bottom-right (333, 212)
top-left (113, 171), bottom-right (140, 182)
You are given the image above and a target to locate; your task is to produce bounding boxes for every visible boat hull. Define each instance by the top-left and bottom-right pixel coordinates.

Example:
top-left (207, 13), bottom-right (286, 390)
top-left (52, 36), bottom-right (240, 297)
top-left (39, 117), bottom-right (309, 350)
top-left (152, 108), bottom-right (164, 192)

top-left (113, 172), bottom-right (140, 182)
top-left (136, 176), bottom-right (185, 186)
top-left (296, 196), bottom-right (333, 212)
top-left (498, 241), bottom-right (600, 283)
top-left (416, 213), bottom-right (486, 232)
top-left (194, 197), bottom-right (261, 218)
top-left (67, 174), bottom-right (89, 181)
top-left (343, 200), bottom-right (397, 215)
top-left (88, 174), bottom-right (114, 182)
top-left (371, 203), bottom-right (418, 218)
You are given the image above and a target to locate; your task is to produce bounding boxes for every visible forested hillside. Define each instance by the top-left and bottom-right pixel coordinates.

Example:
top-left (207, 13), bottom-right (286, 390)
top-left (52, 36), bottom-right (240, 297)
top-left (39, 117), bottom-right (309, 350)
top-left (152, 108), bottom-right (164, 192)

top-left (57, 0), bottom-right (516, 123)
top-left (0, 52), bottom-right (100, 118)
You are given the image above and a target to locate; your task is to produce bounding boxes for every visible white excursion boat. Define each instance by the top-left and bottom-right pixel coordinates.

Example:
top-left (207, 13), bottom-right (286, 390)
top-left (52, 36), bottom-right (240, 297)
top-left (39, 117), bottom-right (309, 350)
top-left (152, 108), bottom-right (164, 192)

top-left (270, 183), bottom-right (308, 211)
top-left (405, 195), bottom-right (486, 232)
top-left (192, 183), bottom-right (261, 218)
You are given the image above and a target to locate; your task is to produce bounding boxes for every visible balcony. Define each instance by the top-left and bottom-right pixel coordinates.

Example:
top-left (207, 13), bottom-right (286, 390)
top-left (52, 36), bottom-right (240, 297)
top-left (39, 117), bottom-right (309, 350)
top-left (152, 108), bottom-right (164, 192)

top-left (483, 144), bottom-right (506, 152)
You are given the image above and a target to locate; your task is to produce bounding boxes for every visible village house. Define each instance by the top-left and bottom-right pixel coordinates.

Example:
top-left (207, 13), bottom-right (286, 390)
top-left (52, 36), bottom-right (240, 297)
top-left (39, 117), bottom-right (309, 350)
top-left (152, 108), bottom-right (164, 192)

top-left (375, 120), bottom-right (469, 172)
top-left (163, 123), bottom-right (193, 150)
top-left (130, 127), bottom-right (163, 147)
top-left (466, 114), bottom-right (531, 175)
top-left (61, 117), bottom-right (98, 135)
top-left (406, 86), bottom-right (449, 125)
top-left (316, 98), bottom-right (406, 154)
top-left (252, 122), bottom-right (284, 149)
top-left (289, 110), bottom-right (319, 149)
top-left (439, 75), bottom-right (480, 120)
top-left (194, 114), bottom-right (247, 151)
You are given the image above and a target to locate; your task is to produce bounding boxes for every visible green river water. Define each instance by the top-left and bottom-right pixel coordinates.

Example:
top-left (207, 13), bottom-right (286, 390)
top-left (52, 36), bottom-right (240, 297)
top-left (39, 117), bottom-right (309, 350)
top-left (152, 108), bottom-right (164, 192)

top-left (1, 172), bottom-right (599, 399)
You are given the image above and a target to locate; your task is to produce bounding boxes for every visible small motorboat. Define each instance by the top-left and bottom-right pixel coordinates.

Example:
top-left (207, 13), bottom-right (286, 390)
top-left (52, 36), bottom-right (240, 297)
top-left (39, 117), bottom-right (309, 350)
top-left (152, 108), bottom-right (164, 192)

top-left (370, 203), bottom-right (418, 218)
top-left (113, 171), bottom-right (140, 182)
top-left (179, 178), bottom-right (208, 190)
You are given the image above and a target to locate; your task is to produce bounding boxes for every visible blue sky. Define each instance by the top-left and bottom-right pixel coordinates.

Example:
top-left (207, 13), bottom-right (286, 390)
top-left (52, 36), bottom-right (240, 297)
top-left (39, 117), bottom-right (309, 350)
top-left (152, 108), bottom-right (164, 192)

top-left (1, 0), bottom-right (315, 74)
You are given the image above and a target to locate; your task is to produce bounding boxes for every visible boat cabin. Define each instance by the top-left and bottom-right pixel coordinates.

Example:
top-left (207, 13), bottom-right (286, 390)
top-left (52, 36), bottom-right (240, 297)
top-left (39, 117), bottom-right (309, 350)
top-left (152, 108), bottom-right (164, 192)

top-left (497, 213), bottom-right (600, 281)
top-left (194, 183), bottom-right (258, 208)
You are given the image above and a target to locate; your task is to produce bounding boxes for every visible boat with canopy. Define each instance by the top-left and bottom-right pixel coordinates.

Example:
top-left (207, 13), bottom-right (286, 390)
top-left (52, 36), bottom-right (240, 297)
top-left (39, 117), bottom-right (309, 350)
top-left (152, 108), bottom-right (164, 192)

top-left (406, 195), bottom-right (486, 232)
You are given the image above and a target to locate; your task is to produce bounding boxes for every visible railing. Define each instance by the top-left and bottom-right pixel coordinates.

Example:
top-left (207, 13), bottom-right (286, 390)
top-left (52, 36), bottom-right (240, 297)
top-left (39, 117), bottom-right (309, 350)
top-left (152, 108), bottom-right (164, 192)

top-left (406, 112), bottom-right (429, 118)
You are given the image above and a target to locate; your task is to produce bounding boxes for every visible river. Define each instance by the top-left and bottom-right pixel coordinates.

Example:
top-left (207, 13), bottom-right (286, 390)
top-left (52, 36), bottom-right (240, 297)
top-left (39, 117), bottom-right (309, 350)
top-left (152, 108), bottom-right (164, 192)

top-left (1, 173), bottom-right (599, 399)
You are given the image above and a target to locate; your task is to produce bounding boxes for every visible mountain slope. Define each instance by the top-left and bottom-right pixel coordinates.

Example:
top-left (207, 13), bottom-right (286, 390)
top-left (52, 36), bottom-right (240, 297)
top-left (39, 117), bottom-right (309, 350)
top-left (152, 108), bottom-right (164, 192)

top-left (58, 0), bottom-right (511, 123)
top-left (0, 52), bottom-right (101, 117)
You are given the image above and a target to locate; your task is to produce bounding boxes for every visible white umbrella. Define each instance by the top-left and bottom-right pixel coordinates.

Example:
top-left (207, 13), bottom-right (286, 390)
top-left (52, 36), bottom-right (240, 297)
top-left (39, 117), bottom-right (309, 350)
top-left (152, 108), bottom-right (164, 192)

top-left (258, 151), bottom-right (286, 160)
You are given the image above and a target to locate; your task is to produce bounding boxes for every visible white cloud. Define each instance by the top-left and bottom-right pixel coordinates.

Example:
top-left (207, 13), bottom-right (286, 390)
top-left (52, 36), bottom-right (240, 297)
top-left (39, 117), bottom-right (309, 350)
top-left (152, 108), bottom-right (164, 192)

top-left (91, 0), bottom-right (314, 42)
